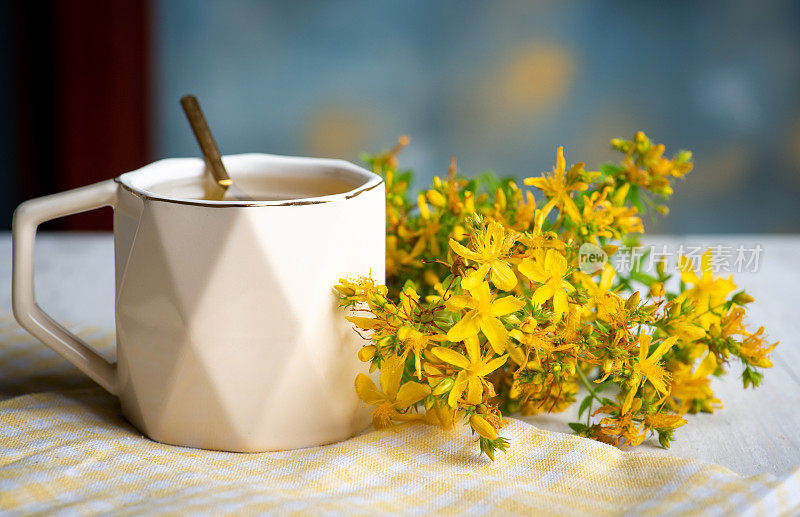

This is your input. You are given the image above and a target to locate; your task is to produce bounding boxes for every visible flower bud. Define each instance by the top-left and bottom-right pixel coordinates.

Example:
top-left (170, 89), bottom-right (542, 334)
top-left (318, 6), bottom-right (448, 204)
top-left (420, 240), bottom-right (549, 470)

top-left (427, 189), bottom-right (447, 207)
top-left (603, 245), bottom-right (619, 257)
top-left (732, 292), bottom-right (755, 305)
top-left (334, 285), bottom-right (356, 297)
top-left (611, 183), bottom-right (630, 206)
top-left (507, 342), bottom-right (526, 365)
top-left (649, 283), bottom-right (664, 298)
top-left (494, 188), bottom-right (507, 209)
top-left (424, 363), bottom-right (443, 376)
top-left (509, 381), bottom-right (522, 399)
top-left (432, 377), bottom-right (455, 396)
top-left (626, 292), bottom-right (640, 311)
top-left (470, 414), bottom-right (498, 440)
top-left (464, 193), bottom-right (475, 213)
top-left (358, 345), bottom-right (376, 362)
top-left (417, 193), bottom-right (431, 219)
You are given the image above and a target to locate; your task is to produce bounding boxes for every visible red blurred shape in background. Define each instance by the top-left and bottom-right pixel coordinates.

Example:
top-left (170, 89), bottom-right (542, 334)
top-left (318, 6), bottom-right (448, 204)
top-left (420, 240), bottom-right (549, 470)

top-left (14, 0), bottom-right (151, 231)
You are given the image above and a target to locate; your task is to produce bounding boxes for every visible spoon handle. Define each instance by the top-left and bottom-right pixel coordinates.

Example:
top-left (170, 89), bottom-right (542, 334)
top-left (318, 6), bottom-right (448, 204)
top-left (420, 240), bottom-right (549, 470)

top-left (180, 95), bottom-right (232, 187)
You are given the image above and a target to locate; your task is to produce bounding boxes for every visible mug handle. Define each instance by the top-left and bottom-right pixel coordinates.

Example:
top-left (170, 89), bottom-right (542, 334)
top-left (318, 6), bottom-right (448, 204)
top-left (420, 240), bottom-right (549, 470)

top-left (12, 179), bottom-right (119, 394)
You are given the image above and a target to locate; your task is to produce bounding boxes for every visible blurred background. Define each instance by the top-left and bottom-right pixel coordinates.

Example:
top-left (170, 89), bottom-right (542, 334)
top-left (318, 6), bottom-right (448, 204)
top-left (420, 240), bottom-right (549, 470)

top-left (2, 0), bottom-right (799, 232)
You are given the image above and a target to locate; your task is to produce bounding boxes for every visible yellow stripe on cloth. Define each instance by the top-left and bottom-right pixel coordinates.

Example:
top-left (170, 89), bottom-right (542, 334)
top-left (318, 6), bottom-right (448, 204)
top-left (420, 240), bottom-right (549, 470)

top-left (0, 389), bottom-right (798, 516)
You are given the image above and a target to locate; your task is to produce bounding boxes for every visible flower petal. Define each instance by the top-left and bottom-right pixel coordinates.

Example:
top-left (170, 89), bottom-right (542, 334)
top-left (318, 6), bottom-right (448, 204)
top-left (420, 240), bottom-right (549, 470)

top-left (449, 238), bottom-right (482, 262)
top-left (637, 334), bottom-right (653, 362)
top-left (487, 221), bottom-right (505, 255)
top-left (448, 371), bottom-right (468, 407)
top-left (491, 295), bottom-right (525, 317)
top-left (518, 258), bottom-right (547, 283)
top-left (649, 335), bottom-right (679, 362)
top-left (552, 288), bottom-right (568, 321)
top-left (480, 315), bottom-right (508, 354)
top-left (379, 355), bottom-right (404, 398)
top-left (622, 381), bottom-right (640, 414)
top-left (432, 346), bottom-right (471, 369)
top-left (355, 373), bottom-right (384, 405)
top-left (345, 316), bottom-right (381, 329)
top-left (462, 263), bottom-right (490, 291)
top-left (562, 196), bottom-right (581, 222)
top-left (466, 376), bottom-right (483, 405)
top-left (476, 354), bottom-right (509, 376)
top-left (464, 335), bottom-right (481, 363)
top-left (544, 249), bottom-right (567, 277)
top-left (556, 146), bottom-right (565, 173)
top-left (445, 294), bottom-right (473, 312)
top-left (395, 381), bottom-right (431, 409)
top-left (531, 284), bottom-right (554, 307)
top-left (490, 261), bottom-right (517, 291)
top-left (446, 311), bottom-right (481, 342)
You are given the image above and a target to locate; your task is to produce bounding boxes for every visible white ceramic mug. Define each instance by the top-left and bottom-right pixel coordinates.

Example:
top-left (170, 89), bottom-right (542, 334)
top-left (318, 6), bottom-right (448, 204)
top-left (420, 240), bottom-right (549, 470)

top-left (12, 154), bottom-right (385, 452)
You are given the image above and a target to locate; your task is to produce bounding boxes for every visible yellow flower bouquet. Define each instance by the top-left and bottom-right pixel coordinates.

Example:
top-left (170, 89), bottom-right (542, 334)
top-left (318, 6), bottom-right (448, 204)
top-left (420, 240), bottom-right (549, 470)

top-left (335, 132), bottom-right (776, 459)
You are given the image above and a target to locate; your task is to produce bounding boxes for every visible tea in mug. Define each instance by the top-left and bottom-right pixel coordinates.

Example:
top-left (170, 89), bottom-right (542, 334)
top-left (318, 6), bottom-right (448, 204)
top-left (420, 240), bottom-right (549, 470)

top-left (147, 174), bottom-right (359, 201)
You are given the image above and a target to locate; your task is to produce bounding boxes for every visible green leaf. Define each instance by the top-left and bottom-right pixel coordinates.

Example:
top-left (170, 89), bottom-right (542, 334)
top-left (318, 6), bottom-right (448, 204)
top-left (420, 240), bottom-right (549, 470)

top-left (630, 271), bottom-right (658, 285)
top-left (628, 185), bottom-right (644, 213)
top-left (568, 422), bottom-right (588, 433)
top-left (578, 395), bottom-right (593, 418)
top-left (599, 163), bottom-right (622, 177)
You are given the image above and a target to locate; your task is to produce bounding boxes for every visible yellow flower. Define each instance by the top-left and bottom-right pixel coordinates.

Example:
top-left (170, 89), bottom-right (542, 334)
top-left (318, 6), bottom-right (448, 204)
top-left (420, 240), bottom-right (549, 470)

top-left (678, 249), bottom-right (737, 329)
top-left (738, 326), bottom-right (777, 369)
top-left (355, 355), bottom-right (430, 428)
top-left (517, 209), bottom-right (567, 251)
top-left (397, 326), bottom-right (448, 378)
top-left (622, 334), bottom-right (678, 414)
top-left (523, 146), bottom-right (588, 221)
top-left (432, 337), bottom-right (508, 406)
top-left (449, 220), bottom-right (518, 291)
top-left (577, 189), bottom-right (615, 241)
top-left (595, 409), bottom-right (646, 446)
top-left (518, 249), bottom-right (574, 321)
top-left (509, 320), bottom-right (570, 354)
top-left (643, 412), bottom-right (687, 431)
top-left (445, 282), bottom-right (525, 353)
top-left (668, 351), bottom-right (722, 414)
top-left (409, 216), bottom-right (442, 258)
top-left (575, 263), bottom-right (616, 301)
top-left (511, 189), bottom-right (538, 232)
top-left (664, 315), bottom-right (706, 342)
top-left (385, 235), bottom-right (421, 278)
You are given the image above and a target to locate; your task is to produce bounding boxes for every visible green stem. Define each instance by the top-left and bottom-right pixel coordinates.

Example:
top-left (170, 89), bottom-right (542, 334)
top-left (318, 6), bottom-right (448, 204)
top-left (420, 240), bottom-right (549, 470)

top-left (576, 367), bottom-right (603, 425)
top-left (576, 367), bottom-right (603, 403)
